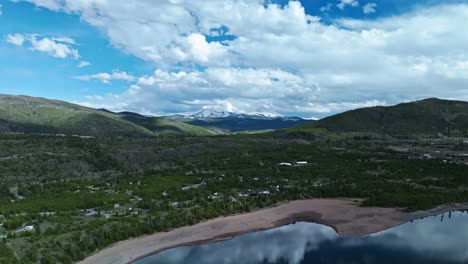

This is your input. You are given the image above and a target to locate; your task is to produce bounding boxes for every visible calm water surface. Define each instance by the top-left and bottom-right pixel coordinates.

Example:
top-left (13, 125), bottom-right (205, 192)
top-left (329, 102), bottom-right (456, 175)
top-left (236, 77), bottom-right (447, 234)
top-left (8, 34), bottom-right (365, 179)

top-left (137, 211), bottom-right (468, 264)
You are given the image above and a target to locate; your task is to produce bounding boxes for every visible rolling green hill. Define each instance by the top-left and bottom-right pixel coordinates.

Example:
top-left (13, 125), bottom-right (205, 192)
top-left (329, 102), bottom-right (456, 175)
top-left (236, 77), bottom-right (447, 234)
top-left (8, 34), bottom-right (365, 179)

top-left (0, 94), bottom-right (217, 137)
top-left (294, 98), bottom-right (468, 136)
top-left (116, 111), bottom-right (218, 136)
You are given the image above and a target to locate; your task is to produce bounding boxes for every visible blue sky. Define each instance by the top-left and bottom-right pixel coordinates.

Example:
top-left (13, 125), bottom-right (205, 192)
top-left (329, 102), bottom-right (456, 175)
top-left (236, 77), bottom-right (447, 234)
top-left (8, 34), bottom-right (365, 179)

top-left (1, 0), bottom-right (468, 117)
top-left (0, 1), bottom-right (150, 100)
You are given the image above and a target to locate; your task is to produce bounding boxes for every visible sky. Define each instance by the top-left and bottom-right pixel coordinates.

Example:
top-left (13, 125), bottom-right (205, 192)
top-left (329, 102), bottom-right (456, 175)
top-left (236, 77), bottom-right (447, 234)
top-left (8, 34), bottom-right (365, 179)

top-left (1, 0), bottom-right (468, 118)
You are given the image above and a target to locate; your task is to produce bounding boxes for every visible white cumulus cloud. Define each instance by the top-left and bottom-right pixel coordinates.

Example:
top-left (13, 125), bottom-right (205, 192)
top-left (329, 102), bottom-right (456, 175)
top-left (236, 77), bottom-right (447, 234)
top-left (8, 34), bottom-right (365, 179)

top-left (10, 0), bottom-right (61, 10)
top-left (320, 2), bottom-right (333, 12)
top-left (337, 0), bottom-right (359, 10)
top-left (5, 33), bottom-right (26, 46)
top-left (75, 71), bottom-right (135, 84)
top-left (78, 61), bottom-right (91, 68)
top-left (5, 33), bottom-right (80, 59)
top-left (363, 3), bottom-right (377, 14)
top-left (29, 35), bottom-right (80, 59)
top-left (50, 37), bottom-right (76, 45)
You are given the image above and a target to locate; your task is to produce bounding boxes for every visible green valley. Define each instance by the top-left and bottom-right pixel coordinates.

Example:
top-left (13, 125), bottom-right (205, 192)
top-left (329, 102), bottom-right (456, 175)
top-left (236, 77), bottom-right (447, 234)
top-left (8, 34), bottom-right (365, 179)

top-left (0, 96), bottom-right (467, 263)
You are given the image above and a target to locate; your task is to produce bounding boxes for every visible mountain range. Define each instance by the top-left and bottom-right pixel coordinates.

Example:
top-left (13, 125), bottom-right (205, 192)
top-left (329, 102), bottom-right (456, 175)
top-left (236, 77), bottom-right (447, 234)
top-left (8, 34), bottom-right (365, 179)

top-left (0, 94), bottom-right (307, 137)
top-left (1, 95), bottom-right (467, 137)
top-left (189, 108), bottom-right (281, 119)
top-left (169, 109), bottom-right (308, 133)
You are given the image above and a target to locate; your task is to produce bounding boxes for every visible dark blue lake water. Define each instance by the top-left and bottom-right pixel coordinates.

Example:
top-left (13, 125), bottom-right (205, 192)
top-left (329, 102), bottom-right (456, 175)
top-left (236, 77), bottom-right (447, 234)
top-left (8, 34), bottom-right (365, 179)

top-left (137, 211), bottom-right (468, 264)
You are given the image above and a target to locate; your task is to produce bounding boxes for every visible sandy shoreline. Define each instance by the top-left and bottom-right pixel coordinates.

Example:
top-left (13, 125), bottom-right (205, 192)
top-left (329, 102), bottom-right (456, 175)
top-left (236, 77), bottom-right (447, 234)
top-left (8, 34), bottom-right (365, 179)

top-left (78, 199), bottom-right (468, 264)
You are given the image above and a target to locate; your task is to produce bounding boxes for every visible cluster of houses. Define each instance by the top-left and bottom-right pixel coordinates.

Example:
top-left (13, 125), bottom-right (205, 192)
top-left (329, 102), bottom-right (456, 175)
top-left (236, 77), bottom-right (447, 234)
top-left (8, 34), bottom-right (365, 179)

top-left (6, 132), bottom-right (95, 139)
top-left (238, 187), bottom-right (279, 198)
top-left (419, 151), bottom-right (468, 165)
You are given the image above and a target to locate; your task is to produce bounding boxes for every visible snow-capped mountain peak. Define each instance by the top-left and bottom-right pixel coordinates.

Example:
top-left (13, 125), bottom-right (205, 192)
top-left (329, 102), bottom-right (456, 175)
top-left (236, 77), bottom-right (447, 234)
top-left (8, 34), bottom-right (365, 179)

top-left (189, 107), bottom-right (284, 119)
top-left (250, 106), bottom-right (282, 118)
top-left (249, 111), bottom-right (282, 118)
top-left (190, 109), bottom-right (237, 118)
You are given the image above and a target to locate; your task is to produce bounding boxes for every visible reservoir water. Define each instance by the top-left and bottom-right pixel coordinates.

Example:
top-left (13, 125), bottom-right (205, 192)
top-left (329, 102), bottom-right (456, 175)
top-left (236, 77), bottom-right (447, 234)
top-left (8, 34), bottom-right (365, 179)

top-left (137, 211), bottom-right (468, 264)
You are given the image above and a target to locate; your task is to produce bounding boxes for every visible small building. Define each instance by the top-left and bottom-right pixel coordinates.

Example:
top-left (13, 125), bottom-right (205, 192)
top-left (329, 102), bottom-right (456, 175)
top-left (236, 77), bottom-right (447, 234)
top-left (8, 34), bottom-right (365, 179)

top-left (229, 196), bottom-right (237, 203)
top-left (85, 211), bottom-right (98, 217)
top-left (24, 226), bottom-right (34, 231)
top-left (423, 154), bottom-right (432, 159)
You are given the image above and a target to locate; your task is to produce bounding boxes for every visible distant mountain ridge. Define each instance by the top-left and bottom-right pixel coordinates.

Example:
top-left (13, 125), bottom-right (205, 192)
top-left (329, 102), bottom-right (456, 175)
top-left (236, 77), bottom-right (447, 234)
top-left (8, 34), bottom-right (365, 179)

top-left (163, 108), bottom-right (306, 133)
top-left (185, 116), bottom-right (309, 133)
top-left (0, 94), bottom-right (304, 137)
top-left (295, 98), bottom-right (468, 136)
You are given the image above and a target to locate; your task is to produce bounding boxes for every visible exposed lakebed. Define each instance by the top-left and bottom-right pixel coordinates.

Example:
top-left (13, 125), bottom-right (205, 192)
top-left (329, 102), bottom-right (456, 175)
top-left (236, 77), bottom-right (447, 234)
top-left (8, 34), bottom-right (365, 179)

top-left (137, 211), bottom-right (468, 264)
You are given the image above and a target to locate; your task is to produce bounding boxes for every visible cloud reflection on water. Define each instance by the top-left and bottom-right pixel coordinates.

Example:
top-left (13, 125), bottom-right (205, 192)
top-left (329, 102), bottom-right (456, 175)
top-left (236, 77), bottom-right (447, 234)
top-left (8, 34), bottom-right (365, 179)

top-left (138, 211), bottom-right (468, 264)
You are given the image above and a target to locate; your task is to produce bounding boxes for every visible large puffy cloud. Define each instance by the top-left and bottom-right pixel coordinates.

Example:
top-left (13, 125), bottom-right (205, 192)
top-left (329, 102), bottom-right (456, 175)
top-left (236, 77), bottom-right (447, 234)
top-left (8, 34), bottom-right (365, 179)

top-left (11, 0), bottom-right (318, 67)
top-left (13, 0), bottom-right (468, 117)
top-left (80, 67), bottom-right (320, 115)
top-left (5, 33), bottom-right (80, 59)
